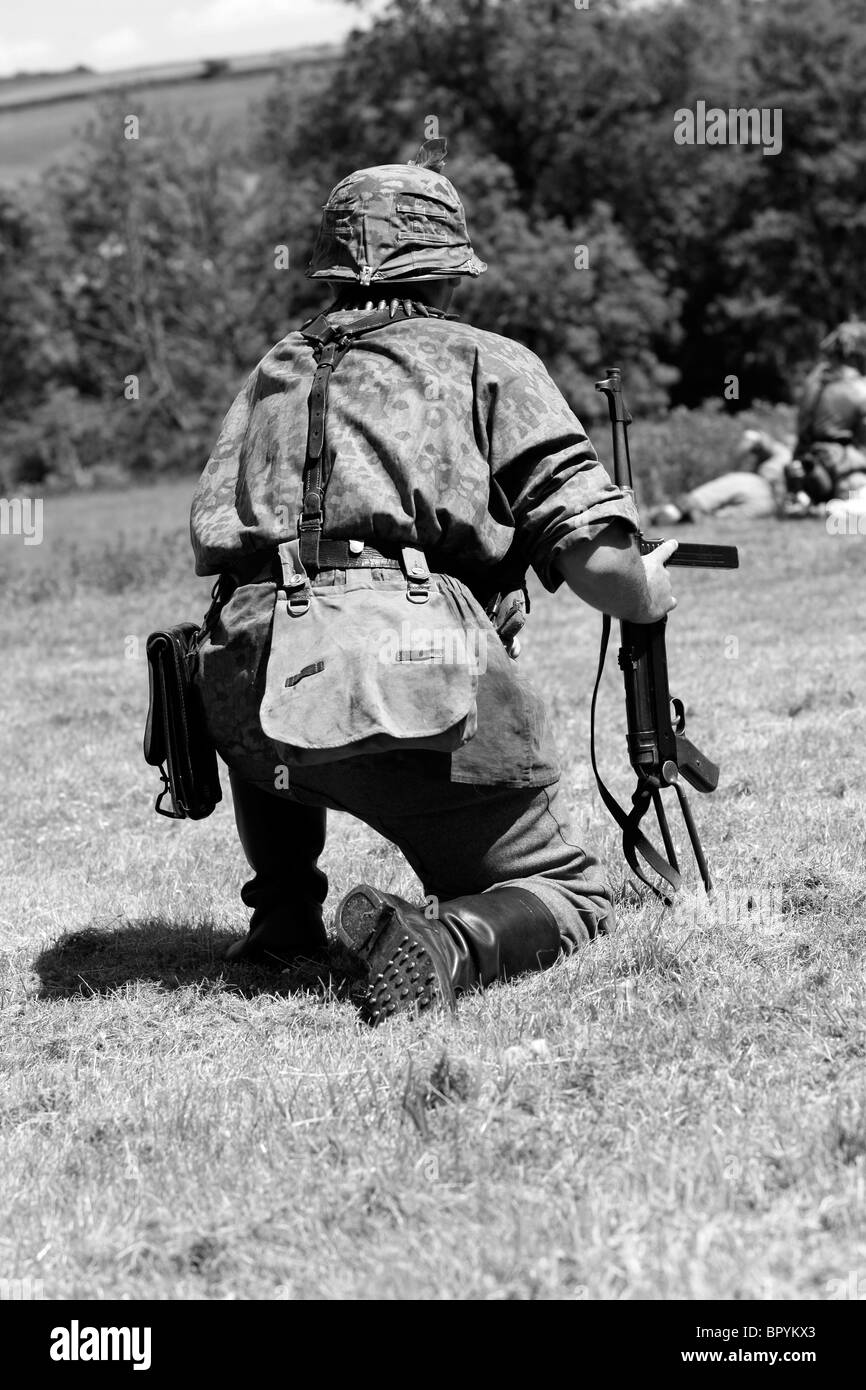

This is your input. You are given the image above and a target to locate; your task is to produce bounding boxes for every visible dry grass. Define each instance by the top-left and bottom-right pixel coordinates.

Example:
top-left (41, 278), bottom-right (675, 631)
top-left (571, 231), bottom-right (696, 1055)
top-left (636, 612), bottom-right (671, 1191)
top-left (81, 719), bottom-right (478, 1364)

top-left (1, 482), bottom-right (865, 1300)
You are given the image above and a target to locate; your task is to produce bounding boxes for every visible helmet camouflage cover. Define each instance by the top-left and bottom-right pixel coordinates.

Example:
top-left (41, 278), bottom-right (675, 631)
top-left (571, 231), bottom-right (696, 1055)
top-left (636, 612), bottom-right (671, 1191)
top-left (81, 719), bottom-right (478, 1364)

top-left (819, 319), bottom-right (866, 369)
top-left (307, 146), bottom-right (487, 285)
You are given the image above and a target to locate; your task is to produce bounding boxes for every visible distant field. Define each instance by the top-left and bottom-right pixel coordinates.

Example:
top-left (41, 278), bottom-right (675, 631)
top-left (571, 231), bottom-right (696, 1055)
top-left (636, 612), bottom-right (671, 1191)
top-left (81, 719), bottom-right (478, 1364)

top-left (0, 49), bottom-right (325, 108)
top-left (0, 48), bottom-right (337, 185)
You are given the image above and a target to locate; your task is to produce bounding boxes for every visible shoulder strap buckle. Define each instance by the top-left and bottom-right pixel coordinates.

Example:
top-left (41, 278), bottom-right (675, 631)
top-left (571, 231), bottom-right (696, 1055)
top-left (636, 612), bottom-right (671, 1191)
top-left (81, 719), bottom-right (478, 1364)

top-left (401, 546), bottom-right (431, 603)
top-left (277, 541), bottom-right (311, 616)
top-left (300, 315), bottom-right (338, 348)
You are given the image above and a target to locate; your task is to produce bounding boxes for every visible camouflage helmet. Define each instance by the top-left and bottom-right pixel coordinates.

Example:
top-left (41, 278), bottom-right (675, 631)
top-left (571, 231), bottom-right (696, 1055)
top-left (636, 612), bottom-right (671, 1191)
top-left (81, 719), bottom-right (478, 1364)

top-left (819, 319), bottom-right (866, 370)
top-left (307, 140), bottom-right (486, 285)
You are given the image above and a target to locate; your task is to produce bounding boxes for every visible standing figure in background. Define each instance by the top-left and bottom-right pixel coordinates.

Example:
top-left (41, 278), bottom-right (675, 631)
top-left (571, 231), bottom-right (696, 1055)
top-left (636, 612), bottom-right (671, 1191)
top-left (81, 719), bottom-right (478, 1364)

top-left (788, 320), bottom-right (866, 506)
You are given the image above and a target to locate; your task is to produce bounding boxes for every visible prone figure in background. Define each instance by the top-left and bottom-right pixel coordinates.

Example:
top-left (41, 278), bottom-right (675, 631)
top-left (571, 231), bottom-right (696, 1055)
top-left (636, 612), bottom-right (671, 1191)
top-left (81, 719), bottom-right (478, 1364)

top-left (649, 428), bottom-right (795, 527)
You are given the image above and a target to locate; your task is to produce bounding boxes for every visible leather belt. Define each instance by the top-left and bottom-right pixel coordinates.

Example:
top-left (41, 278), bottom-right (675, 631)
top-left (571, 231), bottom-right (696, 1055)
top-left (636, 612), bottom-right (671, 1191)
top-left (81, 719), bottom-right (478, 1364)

top-left (231, 541), bottom-right (404, 586)
top-left (313, 540), bottom-right (402, 571)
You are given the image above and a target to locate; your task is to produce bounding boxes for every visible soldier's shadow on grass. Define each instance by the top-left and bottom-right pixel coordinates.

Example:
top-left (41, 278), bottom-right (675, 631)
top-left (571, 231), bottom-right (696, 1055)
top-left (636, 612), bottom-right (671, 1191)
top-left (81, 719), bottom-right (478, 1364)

top-left (32, 920), bottom-right (359, 1002)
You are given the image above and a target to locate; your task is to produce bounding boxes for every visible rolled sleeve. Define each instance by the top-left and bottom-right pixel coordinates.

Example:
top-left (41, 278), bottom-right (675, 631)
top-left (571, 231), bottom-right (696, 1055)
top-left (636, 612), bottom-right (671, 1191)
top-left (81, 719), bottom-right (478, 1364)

top-left (488, 351), bottom-right (640, 592)
top-left (531, 474), bottom-right (641, 592)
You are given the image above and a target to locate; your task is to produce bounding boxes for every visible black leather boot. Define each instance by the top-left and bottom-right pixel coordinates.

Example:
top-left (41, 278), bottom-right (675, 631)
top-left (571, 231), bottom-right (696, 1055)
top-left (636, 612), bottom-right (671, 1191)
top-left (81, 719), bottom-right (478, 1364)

top-left (335, 883), bottom-right (561, 1024)
top-left (225, 773), bottom-right (329, 966)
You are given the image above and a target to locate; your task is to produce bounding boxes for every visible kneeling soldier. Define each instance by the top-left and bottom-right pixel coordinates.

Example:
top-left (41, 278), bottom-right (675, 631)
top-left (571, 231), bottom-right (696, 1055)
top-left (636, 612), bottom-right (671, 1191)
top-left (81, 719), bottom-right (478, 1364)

top-left (190, 145), bottom-right (675, 1023)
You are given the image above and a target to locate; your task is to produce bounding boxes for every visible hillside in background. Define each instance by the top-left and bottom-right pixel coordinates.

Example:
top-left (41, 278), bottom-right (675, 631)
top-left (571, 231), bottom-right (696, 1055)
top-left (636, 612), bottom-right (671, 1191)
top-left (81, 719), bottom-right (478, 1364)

top-left (0, 46), bottom-right (339, 185)
top-left (1, 0), bottom-right (864, 493)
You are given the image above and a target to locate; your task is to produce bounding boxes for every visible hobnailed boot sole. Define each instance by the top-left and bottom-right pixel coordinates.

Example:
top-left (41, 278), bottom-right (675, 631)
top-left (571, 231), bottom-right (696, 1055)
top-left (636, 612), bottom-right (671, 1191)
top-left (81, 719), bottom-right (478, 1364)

top-left (335, 885), bottom-right (457, 1025)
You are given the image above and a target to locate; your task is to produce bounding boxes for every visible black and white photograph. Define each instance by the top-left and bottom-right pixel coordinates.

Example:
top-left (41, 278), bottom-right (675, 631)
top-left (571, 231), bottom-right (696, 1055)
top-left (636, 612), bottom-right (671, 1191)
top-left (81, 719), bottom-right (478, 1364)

top-left (0, 0), bottom-right (864, 1338)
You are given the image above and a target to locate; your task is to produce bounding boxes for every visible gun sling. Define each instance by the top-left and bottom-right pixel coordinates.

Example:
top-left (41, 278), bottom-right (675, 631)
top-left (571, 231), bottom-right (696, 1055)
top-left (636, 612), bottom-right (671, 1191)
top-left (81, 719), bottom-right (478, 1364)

top-left (590, 614), bottom-right (683, 904)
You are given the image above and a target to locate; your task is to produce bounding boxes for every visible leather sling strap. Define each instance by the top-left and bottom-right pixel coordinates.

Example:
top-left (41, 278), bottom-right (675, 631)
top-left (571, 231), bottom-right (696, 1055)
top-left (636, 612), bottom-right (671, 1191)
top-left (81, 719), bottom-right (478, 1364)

top-left (297, 306), bottom-right (429, 571)
top-left (589, 613), bottom-right (682, 905)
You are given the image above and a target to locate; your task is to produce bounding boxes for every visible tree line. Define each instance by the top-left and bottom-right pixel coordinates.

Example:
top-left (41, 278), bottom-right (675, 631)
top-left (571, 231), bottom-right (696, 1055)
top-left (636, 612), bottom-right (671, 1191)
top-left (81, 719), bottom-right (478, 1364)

top-left (1, 0), bottom-right (863, 491)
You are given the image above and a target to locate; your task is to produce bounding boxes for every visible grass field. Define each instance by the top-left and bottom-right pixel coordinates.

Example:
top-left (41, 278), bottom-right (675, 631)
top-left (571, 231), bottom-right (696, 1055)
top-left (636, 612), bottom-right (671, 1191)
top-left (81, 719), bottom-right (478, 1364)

top-left (1, 478), bottom-right (865, 1301)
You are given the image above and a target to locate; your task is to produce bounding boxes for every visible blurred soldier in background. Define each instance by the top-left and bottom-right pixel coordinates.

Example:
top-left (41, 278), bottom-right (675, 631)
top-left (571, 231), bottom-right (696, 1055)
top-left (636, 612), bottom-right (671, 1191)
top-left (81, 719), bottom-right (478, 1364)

top-left (788, 320), bottom-right (866, 506)
top-left (190, 143), bottom-right (676, 1024)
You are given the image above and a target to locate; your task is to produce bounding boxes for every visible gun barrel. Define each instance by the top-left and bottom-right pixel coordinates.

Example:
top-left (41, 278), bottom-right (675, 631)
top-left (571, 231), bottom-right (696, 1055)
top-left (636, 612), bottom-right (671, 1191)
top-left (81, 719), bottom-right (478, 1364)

top-left (595, 367), bottom-right (633, 491)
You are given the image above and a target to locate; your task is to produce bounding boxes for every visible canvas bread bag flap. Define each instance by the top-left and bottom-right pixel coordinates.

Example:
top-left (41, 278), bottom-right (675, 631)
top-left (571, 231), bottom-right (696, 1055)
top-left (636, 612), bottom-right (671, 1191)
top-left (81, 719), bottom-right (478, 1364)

top-left (259, 541), bottom-right (483, 764)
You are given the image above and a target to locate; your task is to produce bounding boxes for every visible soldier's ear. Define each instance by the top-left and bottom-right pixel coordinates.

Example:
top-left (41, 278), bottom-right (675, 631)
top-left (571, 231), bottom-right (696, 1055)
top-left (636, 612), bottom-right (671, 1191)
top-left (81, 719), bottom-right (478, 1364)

top-left (443, 278), bottom-right (460, 309)
top-left (424, 278), bottom-right (459, 311)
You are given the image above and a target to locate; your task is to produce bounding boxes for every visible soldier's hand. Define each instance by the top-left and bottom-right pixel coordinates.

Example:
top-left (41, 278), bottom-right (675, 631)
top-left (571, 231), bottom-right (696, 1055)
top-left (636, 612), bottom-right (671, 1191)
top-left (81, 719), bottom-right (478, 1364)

top-left (637, 538), bottom-right (678, 622)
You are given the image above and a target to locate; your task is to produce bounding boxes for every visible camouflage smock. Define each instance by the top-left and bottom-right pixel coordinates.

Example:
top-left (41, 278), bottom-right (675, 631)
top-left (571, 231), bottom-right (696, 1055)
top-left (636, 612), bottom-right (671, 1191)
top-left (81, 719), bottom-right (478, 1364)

top-left (190, 313), bottom-right (639, 786)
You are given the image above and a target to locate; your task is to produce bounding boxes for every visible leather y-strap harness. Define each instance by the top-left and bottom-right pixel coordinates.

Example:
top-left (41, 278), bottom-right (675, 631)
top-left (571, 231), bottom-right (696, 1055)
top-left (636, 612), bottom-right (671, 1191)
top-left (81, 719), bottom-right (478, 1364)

top-left (260, 303), bottom-right (530, 642)
top-left (296, 306), bottom-right (443, 573)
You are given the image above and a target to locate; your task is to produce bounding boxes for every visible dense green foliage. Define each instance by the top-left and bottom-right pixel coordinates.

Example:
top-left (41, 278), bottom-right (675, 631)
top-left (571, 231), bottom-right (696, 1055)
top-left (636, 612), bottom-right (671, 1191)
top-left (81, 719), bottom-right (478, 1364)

top-left (0, 0), bottom-right (862, 489)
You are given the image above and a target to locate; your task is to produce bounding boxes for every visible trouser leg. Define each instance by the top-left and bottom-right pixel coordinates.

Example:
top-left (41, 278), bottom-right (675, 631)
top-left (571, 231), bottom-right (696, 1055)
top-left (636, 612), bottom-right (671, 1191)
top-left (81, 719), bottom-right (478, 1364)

top-left (370, 765), bottom-right (613, 949)
top-left (263, 751), bottom-right (614, 956)
top-left (335, 880), bottom-right (562, 1022)
top-left (315, 762), bottom-right (607, 1021)
top-left (226, 770), bottom-right (329, 964)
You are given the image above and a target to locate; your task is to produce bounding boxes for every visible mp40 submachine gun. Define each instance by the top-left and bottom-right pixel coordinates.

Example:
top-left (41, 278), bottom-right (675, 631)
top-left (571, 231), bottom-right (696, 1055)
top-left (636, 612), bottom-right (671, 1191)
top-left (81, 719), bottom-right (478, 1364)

top-left (591, 367), bottom-right (739, 902)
